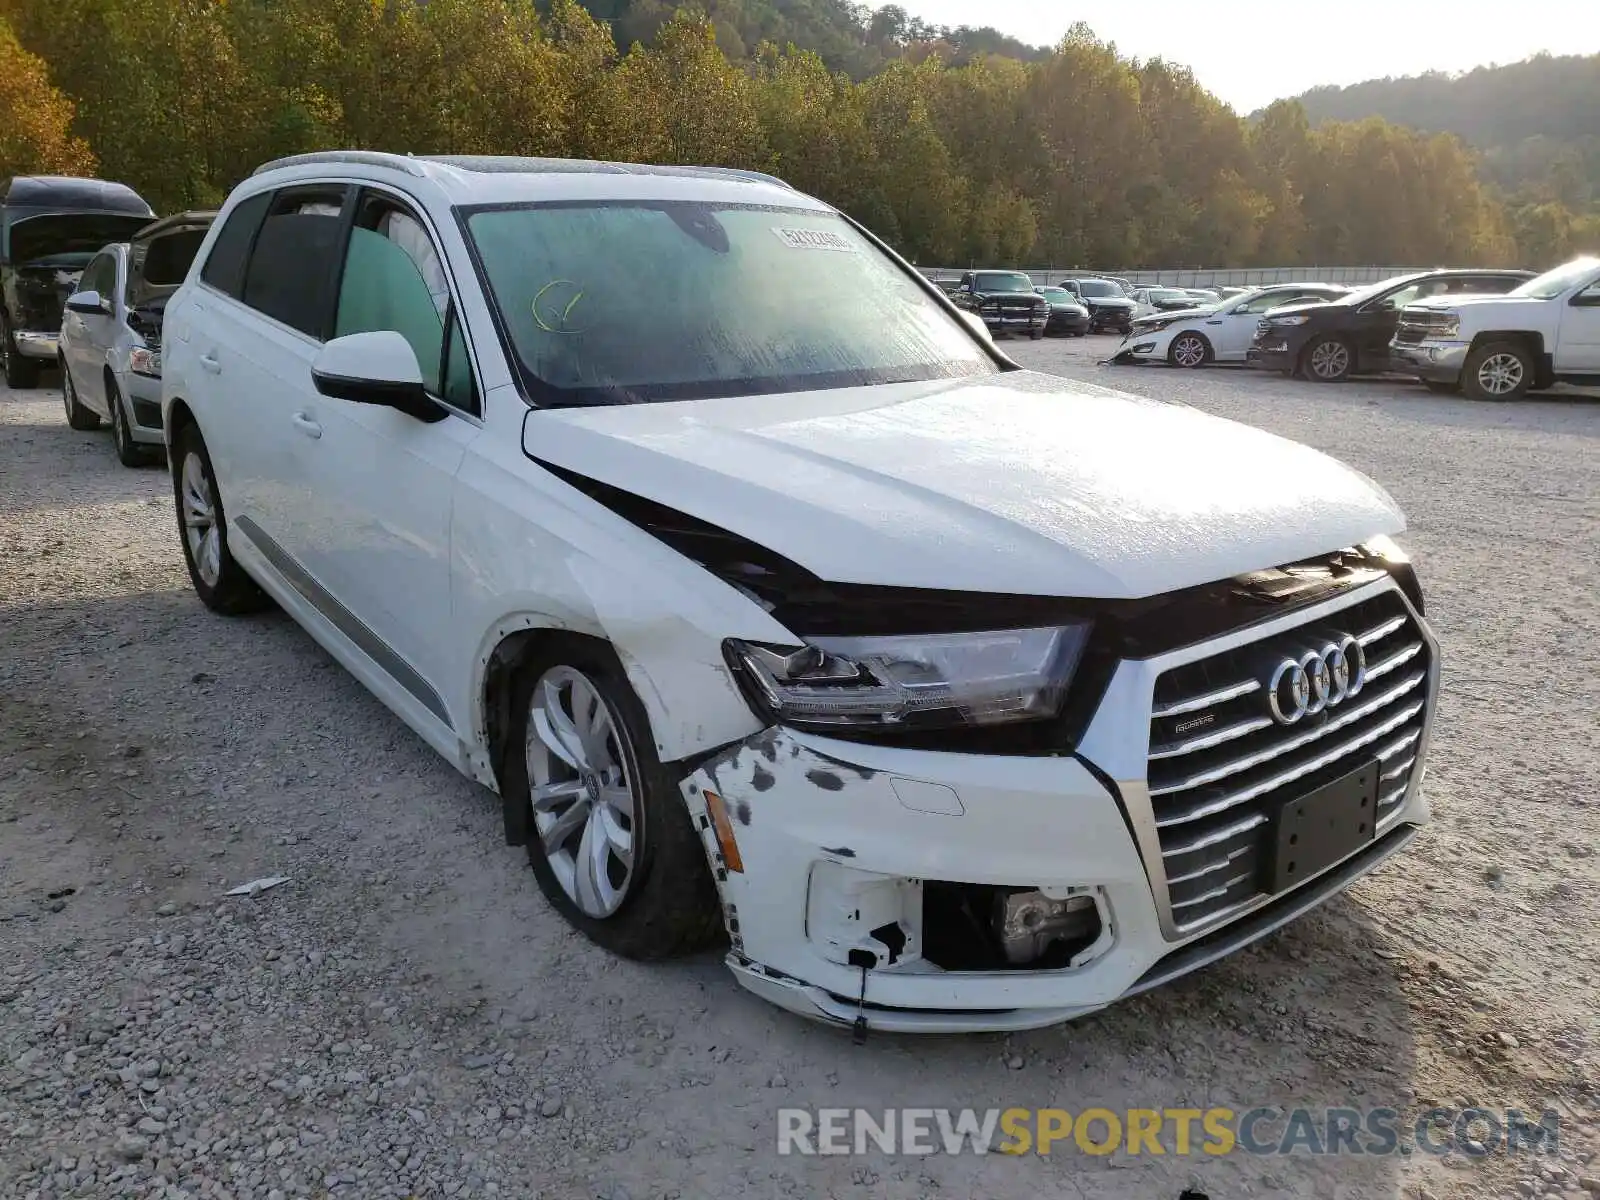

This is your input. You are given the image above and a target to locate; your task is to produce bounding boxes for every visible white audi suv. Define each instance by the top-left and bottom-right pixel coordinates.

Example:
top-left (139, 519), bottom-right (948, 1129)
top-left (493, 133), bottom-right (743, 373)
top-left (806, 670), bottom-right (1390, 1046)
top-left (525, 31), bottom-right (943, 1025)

top-left (161, 152), bottom-right (1438, 1033)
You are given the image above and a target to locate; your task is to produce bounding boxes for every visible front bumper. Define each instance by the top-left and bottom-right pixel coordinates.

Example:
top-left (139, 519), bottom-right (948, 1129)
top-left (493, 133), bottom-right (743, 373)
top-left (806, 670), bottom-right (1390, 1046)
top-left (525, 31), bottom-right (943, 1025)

top-left (1046, 311), bottom-right (1090, 335)
top-left (1087, 308), bottom-right (1133, 332)
top-left (10, 330), bottom-right (59, 360)
top-left (1247, 342), bottom-right (1297, 372)
top-left (1115, 326), bottom-right (1180, 361)
top-left (980, 311), bottom-right (1047, 335)
top-left (682, 581), bottom-right (1437, 1034)
top-left (1388, 339), bottom-right (1469, 382)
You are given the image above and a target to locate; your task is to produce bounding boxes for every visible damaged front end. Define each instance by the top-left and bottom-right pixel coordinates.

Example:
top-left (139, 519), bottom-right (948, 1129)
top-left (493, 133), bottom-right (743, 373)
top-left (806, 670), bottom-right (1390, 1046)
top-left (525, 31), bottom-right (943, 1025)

top-left (677, 724), bottom-right (1140, 1034)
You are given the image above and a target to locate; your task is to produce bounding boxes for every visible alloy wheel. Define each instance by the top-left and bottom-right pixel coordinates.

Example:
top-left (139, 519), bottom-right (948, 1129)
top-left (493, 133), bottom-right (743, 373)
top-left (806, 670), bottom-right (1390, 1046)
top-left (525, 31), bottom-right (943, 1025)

top-left (180, 451), bottom-right (222, 587)
top-left (1172, 334), bottom-right (1207, 367)
top-left (1476, 352), bottom-right (1524, 396)
top-left (525, 666), bottom-right (638, 918)
top-left (1308, 340), bottom-right (1351, 380)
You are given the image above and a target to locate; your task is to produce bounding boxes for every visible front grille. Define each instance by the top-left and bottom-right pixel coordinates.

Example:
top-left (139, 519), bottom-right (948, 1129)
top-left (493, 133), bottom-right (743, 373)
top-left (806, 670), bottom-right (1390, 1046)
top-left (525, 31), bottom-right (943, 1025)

top-left (1145, 589), bottom-right (1428, 934)
top-left (1393, 326), bottom-right (1425, 345)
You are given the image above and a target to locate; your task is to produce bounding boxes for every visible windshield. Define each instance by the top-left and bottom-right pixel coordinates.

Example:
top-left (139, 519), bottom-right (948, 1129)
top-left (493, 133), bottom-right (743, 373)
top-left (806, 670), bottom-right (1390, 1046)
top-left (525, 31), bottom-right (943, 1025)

top-left (974, 271), bottom-right (1033, 293)
top-left (1152, 289), bottom-right (1189, 301)
top-left (1074, 280), bottom-right (1119, 298)
top-left (1510, 258), bottom-right (1600, 300)
top-left (466, 202), bottom-right (995, 405)
top-left (9, 213), bottom-right (154, 266)
top-left (1037, 287), bottom-right (1075, 301)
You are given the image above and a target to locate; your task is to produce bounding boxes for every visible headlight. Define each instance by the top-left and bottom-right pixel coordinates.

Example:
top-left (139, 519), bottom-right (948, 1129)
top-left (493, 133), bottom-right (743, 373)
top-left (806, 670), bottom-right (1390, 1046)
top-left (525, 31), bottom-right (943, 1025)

top-left (1428, 316), bottom-right (1461, 338)
top-left (1137, 318), bottom-right (1175, 332)
top-left (1360, 536), bottom-right (1424, 615)
top-left (725, 625), bottom-right (1090, 731)
top-left (1267, 314), bottom-right (1311, 326)
top-left (129, 346), bottom-right (161, 377)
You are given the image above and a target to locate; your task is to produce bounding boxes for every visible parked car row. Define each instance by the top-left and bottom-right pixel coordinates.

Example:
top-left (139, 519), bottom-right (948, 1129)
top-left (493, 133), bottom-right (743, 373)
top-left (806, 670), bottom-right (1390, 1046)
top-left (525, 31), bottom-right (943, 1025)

top-left (1, 174), bottom-right (217, 466)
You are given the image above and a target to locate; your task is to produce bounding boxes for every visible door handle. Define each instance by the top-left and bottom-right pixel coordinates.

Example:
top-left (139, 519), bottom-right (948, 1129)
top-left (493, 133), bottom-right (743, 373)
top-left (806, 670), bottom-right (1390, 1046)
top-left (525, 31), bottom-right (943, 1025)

top-left (291, 412), bottom-right (323, 440)
top-left (199, 353), bottom-right (221, 374)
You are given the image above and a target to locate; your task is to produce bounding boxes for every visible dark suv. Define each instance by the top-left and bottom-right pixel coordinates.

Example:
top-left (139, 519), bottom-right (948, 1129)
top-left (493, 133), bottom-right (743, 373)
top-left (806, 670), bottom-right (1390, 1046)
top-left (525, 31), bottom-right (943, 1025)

top-left (1057, 277), bottom-right (1137, 333)
top-left (1247, 268), bottom-right (1533, 382)
top-left (1, 175), bottom-right (155, 387)
top-left (952, 270), bottom-right (1048, 339)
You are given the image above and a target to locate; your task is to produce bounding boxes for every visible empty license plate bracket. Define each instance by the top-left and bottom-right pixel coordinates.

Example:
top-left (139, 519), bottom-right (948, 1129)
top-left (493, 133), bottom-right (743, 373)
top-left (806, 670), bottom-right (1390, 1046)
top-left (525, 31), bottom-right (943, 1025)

top-left (1265, 760), bottom-right (1381, 894)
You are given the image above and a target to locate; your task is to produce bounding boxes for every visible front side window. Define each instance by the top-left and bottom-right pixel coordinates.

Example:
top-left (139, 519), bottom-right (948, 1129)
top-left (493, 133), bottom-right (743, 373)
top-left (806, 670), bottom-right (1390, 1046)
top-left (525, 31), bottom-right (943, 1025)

top-left (239, 188), bottom-right (348, 337)
top-left (465, 201), bottom-right (995, 405)
top-left (80, 251), bottom-right (117, 300)
top-left (334, 193), bottom-right (475, 412)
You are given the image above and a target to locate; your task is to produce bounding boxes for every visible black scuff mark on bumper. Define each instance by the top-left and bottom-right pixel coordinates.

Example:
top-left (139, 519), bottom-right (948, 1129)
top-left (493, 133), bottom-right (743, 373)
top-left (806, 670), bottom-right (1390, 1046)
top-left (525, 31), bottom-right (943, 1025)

top-left (806, 769), bottom-right (845, 791)
top-left (820, 846), bottom-right (856, 859)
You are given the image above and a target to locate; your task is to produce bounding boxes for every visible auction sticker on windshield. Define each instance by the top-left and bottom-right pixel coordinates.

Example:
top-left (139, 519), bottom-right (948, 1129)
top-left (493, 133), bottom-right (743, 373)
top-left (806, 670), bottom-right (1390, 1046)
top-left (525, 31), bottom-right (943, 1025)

top-left (773, 226), bottom-right (858, 252)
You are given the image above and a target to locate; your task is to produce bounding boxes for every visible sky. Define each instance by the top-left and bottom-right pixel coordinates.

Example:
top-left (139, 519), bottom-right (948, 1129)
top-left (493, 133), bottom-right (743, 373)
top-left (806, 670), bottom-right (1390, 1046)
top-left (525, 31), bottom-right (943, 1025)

top-left (862, 0), bottom-right (1600, 113)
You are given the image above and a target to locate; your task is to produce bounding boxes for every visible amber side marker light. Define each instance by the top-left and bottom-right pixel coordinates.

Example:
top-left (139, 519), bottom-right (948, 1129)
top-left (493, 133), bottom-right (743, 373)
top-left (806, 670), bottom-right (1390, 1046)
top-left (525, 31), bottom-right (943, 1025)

top-left (703, 790), bottom-right (745, 873)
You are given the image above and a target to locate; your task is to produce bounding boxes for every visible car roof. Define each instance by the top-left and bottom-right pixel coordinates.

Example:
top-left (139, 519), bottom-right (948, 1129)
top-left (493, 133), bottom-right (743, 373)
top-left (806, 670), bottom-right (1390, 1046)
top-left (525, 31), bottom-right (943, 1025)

top-left (0, 175), bottom-right (153, 215)
top-left (244, 151), bottom-right (823, 212)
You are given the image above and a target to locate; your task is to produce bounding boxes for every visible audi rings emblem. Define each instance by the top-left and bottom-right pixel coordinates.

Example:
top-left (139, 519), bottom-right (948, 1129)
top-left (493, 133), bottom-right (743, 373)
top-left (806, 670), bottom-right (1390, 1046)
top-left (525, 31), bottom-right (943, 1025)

top-left (1266, 635), bottom-right (1367, 725)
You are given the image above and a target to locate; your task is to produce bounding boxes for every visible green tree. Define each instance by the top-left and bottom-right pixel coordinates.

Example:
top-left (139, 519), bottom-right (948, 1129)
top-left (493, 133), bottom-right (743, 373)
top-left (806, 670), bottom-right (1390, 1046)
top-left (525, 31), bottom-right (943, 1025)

top-left (0, 12), bottom-right (94, 178)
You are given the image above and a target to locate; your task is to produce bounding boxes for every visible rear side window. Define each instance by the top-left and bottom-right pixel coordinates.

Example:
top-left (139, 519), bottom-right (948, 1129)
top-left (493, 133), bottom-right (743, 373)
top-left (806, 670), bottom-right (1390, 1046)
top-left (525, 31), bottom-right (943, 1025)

top-left (239, 187), bottom-right (348, 338)
top-left (200, 193), bottom-right (270, 298)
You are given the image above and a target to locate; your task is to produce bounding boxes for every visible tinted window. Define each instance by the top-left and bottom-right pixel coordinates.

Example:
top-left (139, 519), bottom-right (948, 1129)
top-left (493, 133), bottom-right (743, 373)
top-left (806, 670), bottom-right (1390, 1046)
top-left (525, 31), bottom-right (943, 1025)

top-left (81, 252), bottom-right (117, 298)
top-left (240, 190), bottom-right (347, 337)
top-left (973, 272), bottom-right (1034, 293)
top-left (333, 194), bottom-right (476, 411)
top-left (200, 193), bottom-right (270, 298)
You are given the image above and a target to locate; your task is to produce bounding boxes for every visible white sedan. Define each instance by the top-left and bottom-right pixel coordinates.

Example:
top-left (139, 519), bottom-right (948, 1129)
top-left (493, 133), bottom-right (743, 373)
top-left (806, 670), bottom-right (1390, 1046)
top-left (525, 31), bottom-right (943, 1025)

top-left (1114, 283), bottom-right (1351, 367)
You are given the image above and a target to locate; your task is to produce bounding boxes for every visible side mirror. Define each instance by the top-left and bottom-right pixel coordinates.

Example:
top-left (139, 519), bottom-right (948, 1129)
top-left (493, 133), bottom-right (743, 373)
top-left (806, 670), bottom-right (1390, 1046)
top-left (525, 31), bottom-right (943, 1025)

top-left (958, 310), bottom-right (992, 341)
top-left (66, 290), bottom-right (107, 316)
top-left (311, 331), bottom-right (444, 423)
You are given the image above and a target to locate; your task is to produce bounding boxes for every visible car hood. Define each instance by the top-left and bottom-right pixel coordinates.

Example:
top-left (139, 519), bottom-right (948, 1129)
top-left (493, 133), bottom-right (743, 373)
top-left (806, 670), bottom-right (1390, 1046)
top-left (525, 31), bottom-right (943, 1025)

top-left (1081, 295), bottom-right (1136, 308)
top-left (525, 373), bottom-right (1404, 601)
top-left (1134, 305), bottom-right (1216, 324)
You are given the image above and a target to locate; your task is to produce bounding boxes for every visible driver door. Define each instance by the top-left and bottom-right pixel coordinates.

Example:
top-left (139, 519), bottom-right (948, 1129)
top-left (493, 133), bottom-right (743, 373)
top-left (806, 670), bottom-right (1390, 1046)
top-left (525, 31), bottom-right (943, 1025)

top-left (1556, 280), bottom-right (1600, 372)
top-left (291, 188), bottom-right (481, 721)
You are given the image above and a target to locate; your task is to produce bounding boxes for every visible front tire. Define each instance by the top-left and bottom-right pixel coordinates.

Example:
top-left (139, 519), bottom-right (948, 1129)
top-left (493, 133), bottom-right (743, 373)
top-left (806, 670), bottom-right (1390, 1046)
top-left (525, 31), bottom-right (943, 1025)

top-left (2, 317), bottom-right (42, 389)
top-left (62, 366), bottom-right (101, 430)
top-left (507, 642), bottom-right (721, 961)
top-left (171, 422), bottom-right (268, 614)
top-left (1461, 341), bottom-right (1532, 402)
top-left (1168, 331), bottom-right (1211, 369)
top-left (1303, 336), bottom-right (1354, 382)
top-left (107, 378), bottom-right (155, 466)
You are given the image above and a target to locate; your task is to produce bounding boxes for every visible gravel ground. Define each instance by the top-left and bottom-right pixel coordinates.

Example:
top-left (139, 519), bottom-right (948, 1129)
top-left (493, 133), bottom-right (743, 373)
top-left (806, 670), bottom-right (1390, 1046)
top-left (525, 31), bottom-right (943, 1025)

top-left (1, 341), bottom-right (1596, 1200)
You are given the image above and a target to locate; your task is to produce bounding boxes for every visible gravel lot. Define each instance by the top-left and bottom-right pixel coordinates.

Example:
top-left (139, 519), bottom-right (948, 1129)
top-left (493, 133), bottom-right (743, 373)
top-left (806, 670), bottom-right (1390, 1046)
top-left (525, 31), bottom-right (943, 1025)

top-left (2, 338), bottom-right (1596, 1200)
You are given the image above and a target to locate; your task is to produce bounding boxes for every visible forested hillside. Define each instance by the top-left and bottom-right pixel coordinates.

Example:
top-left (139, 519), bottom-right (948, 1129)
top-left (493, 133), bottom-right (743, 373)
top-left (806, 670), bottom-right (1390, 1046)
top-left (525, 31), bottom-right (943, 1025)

top-left (544, 0), bottom-right (1046, 75)
top-left (0, 0), bottom-right (1591, 269)
top-left (1289, 53), bottom-right (1600, 248)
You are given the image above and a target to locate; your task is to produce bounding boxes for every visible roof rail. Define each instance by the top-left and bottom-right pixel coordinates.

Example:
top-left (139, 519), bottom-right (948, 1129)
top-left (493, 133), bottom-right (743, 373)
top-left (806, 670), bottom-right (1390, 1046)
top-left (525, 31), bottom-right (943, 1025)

top-left (690, 166), bottom-right (795, 191)
top-left (251, 151), bottom-right (428, 178)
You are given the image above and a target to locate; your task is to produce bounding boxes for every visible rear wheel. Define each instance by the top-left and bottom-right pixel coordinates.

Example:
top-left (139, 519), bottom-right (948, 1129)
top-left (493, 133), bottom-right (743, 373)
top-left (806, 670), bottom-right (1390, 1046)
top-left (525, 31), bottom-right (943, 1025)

top-left (172, 422), bottom-right (268, 614)
top-left (1168, 331), bottom-right (1211, 368)
top-left (1303, 336), bottom-right (1354, 382)
top-left (1, 316), bottom-right (42, 389)
top-left (1461, 341), bottom-right (1532, 402)
top-left (62, 366), bottom-right (102, 430)
top-left (507, 643), bottom-right (721, 960)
